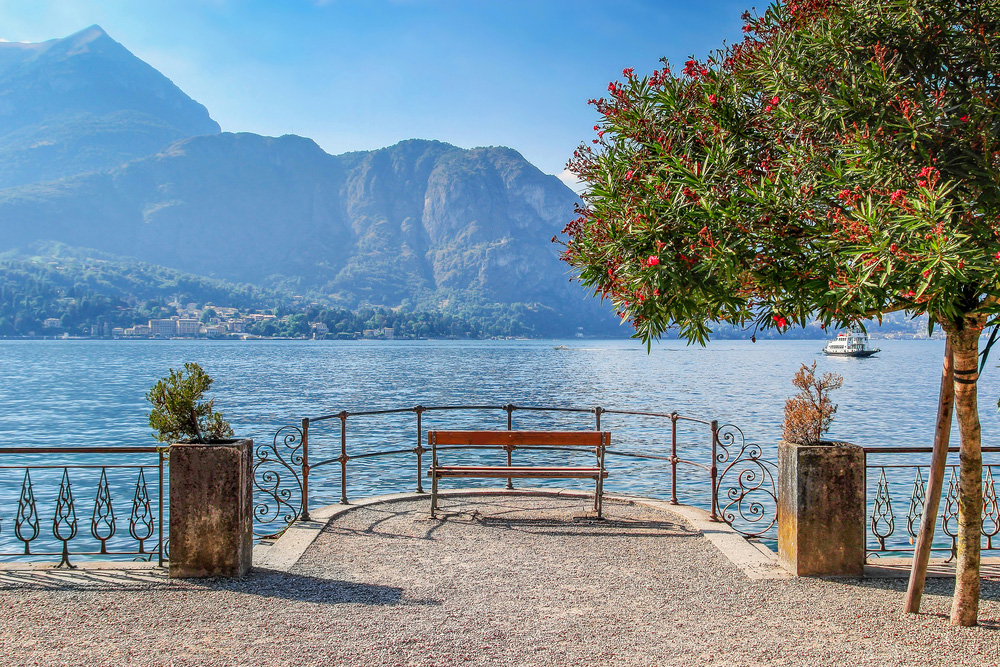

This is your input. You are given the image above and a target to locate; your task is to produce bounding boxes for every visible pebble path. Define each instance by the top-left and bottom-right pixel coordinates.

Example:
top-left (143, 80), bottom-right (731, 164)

top-left (1, 494), bottom-right (999, 666)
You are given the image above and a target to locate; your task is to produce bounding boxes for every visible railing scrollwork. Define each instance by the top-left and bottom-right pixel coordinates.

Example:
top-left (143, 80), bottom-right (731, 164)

top-left (252, 424), bottom-right (305, 537)
top-left (713, 424), bottom-right (778, 539)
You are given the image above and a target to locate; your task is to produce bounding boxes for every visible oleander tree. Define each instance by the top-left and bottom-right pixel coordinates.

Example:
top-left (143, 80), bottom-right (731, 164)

top-left (561, 0), bottom-right (1000, 625)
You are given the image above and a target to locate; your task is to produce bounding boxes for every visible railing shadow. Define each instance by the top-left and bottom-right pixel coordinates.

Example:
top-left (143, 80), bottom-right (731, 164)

top-left (820, 575), bottom-right (1000, 620)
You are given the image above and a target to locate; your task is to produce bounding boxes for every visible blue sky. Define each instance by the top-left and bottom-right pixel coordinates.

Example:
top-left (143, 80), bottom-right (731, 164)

top-left (0, 0), bottom-right (748, 186)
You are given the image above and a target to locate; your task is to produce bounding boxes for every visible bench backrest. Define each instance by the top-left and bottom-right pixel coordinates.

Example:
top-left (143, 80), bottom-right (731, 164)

top-left (428, 430), bottom-right (610, 448)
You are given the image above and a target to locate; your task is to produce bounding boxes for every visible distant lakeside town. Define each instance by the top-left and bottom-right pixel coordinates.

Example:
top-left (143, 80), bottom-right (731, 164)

top-left (40, 301), bottom-right (438, 341)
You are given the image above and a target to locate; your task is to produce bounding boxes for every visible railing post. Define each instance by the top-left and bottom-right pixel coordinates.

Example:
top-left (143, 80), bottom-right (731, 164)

top-left (710, 420), bottom-right (719, 521)
top-left (301, 418), bottom-right (311, 521)
top-left (505, 404), bottom-right (514, 489)
top-left (670, 412), bottom-right (679, 505)
top-left (415, 406), bottom-right (425, 494)
top-left (158, 448), bottom-right (165, 567)
top-left (339, 411), bottom-right (349, 505)
top-left (595, 406), bottom-right (603, 431)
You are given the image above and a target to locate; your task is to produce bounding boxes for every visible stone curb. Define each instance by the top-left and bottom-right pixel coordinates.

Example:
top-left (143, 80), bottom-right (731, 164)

top-left (252, 488), bottom-right (793, 580)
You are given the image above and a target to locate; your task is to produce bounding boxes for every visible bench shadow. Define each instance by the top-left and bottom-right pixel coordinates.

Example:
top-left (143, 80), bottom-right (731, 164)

top-left (467, 514), bottom-right (699, 538)
top-left (0, 567), bottom-right (438, 607)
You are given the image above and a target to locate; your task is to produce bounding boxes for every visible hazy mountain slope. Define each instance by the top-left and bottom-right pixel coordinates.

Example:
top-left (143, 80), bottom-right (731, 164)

top-left (0, 25), bottom-right (622, 335)
top-left (0, 25), bottom-right (219, 188)
top-left (0, 135), bottom-right (616, 332)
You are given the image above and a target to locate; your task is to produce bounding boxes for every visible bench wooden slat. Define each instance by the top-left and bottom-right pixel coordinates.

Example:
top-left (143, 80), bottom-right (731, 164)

top-left (432, 466), bottom-right (608, 479)
top-left (429, 430), bottom-right (608, 447)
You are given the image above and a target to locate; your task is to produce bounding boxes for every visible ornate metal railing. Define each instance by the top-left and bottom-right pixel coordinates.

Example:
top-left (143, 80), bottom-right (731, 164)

top-left (253, 404), bottom-right (777, 540)
top-left (865, 446), bottom-right (1000, 559)
top-left (0, 447), bottom-right (166, 567)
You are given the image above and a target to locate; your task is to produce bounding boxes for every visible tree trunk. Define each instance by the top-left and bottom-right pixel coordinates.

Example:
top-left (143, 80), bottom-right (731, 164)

top-left (948, 322), bottom-right (984, 627)
top-left (904, 339), bottom-right (954, 613)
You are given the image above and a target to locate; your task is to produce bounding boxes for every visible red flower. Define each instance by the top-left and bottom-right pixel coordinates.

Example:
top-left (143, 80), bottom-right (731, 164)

top-left (772, 315), bottom-right (787, 328)
top-left (646, 255), bottom-right (660, 266)
top-left (960, 115), bottom-right (969, 122)
top-left (889, 189), bottom-right (905, 205)
top-left (653, 289), bottom-right (660, 296)
top-left (770, 96), bottom-right (779, 105)
top-left (708, 94), bottom-right (717, 105)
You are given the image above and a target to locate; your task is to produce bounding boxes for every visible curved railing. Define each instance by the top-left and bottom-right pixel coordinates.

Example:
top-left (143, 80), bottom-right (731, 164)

top-left (253, 403), bottom-right (777, 539)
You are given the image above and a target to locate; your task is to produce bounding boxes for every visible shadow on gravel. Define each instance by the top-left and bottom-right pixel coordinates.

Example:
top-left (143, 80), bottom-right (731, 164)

top-left (821, 577), bottom-right (1000, 624)
top-left (0, 567), bottom-right (168, 591)
top-left (199, 569), bottom-right (438, 606)
top-left (0, 568), bottom-right (440, 607)
top-left (468, 515), bottom-right (699, 539)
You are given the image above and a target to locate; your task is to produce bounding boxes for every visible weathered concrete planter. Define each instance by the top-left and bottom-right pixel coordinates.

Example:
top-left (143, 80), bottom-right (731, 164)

top-left (169, 438), bottom-right (253, 578)
top-left (777, 440), bottom-right (865, 577)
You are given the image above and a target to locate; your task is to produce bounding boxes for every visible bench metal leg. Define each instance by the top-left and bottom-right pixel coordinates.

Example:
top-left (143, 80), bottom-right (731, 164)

top-left (594, 477), bottom-right (604, 519)
top-left (431, 473), bottom-right (438, 519)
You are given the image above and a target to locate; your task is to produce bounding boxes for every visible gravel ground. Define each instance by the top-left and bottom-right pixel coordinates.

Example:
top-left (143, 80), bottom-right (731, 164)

top-left (1, 494), bottom-right (999, 667)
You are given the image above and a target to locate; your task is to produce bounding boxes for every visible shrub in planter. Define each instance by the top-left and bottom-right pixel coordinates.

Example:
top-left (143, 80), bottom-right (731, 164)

top-left (782, 362), bottom-right (843, 445)
top-left (147, 362), bottom-right (233, 444)
top-left (778, 362), bottom-right (863, 576)
top-left (148, 362), bottom-right (251, 578)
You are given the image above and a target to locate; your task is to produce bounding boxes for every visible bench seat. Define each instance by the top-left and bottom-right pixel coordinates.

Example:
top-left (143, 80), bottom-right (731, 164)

top-left (427, 430), bottom-right (610, 518)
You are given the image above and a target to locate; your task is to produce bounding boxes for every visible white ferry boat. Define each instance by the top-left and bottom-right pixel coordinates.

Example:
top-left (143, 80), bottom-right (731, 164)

top-left (822, 328), bottom-right (880, 357)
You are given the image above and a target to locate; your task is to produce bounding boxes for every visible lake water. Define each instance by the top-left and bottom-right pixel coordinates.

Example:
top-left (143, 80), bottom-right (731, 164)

top-left (1, 338), bottom-right (998, 557)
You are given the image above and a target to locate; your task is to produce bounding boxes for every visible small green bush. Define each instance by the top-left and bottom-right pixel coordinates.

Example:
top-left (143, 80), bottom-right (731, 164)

top-left (146, 362), bottom-right (233, 443)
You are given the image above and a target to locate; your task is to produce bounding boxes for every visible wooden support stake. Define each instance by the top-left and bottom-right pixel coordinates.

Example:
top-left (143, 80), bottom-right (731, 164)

top-left (904, 338), bottom-right (954, 613)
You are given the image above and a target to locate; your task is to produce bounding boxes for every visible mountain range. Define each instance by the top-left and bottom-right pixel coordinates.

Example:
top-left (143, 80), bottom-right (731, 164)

top-left (0, 25), bottom-right (622, 337)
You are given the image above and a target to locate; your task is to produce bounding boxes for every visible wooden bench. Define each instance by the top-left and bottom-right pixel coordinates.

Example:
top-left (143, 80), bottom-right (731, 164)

top-left (427, 430), bottom-right (610, 519)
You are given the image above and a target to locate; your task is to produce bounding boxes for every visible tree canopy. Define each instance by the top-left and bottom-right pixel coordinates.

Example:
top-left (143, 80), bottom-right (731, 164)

top-left (564, 0), bottom-right (1000, 345)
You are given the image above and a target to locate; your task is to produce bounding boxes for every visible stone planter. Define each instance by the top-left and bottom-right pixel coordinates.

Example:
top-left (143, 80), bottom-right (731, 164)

top-left (169, 438), bottom-right (253, 578)
top-left (777, 440), bottom-right (865, 576)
